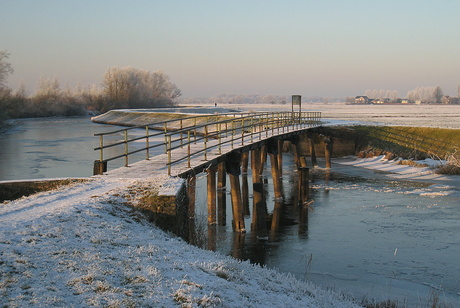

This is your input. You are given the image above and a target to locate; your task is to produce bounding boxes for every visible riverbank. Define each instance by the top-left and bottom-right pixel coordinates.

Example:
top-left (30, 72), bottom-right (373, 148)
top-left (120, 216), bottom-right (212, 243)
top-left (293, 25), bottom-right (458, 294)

top-left (333, 155), bottom-right (460, 187)
top-left (0, 162), bottom-right (358, 307)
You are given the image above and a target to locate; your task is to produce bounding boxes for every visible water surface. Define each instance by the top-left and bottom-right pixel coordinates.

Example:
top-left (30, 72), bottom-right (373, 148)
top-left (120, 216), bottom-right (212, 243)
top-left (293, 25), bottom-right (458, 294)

top-left (192, 156), bottom-right (460, 305)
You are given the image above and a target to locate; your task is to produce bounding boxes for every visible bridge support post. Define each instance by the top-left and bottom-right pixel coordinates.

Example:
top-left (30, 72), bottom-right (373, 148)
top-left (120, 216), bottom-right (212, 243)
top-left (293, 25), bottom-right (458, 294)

top-left (324, 137), bottom-right (334, 169)
top-left (242, 151), bottom-right (250, 216)
top-left (308, 132), bottom-right (318, 167)
top-left (93, 160), bottom-right (107, 175)
top-left (259, 145), bottom-right (267, 175)
top-left (277, 140), bottom-right (283, 175)
top-left (299, 201), bottom-right (309, 236)
top-left (242, 175), bottom-right (250, 216)
top-left (251, 148), bottom-right (267, 233)
top-left (207, 165), bottom-right (217, 225)
top-left (267, 140), bottom-right (283, 201)
top-left (207, 225), bottom-right (217, 251)
top-left (289, 136), bottom-right (301, 170)
top-left (226, 151), bottom-right (246, 233)
top-left (217, 162), bottom-right (227, 226)
top-left (271, 201), bottom-right (282, 234)
top-left (241, 151), bottom-right (249, 174)
top-left (298, 156), bottom-right (309, 206)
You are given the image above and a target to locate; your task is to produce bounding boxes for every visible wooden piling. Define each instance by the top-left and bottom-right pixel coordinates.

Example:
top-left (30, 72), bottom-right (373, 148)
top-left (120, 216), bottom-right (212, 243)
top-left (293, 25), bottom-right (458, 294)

top-left (251, 148), bottom-right (267, 232)
top-left (271, 201), bottom-right (282, 233)
top-left (231, 233), bottom-right (245, 259)
top-left (266, 139), bottom-right (283, 201)
top-left (226, 152), bottom-right (246, 232)
top-left (299, 167), bottom-right (309, 205)
top-left (291, 142), bottom-right (300, 170)
top-left (207, 165), bottom-right (217, 225)
top-left (297, 156), bottom-right (309, 206)
top-left (298, 203), bottom-right (309, 236)
top-left (277, 140), bottom-right (283, 175)
top-left (308, 132), bottom-right (318, 167)
top-left (324, 137), bottom-right (333, 169)
top-left (93, 160), bottom-right (107, 175)
top-left (260, 145), bottom-right (267, 175)
top-left (241, 151), bottom-right (249, 174)
top-left (217, 162), bottom-right (227, 226)
top-left (228, 173), bottom-right (246, 232)
top-left (207, 225), bottom-right (216, 251)
top-left (242, 175), bottom-right (250, 216)
top-left (269, 152), bottom-right (283, 201)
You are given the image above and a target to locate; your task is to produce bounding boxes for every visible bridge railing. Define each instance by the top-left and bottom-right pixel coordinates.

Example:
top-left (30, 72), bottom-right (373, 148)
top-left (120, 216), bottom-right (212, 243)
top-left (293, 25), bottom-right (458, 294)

top-left (93, 111), bottom-right (321, 175)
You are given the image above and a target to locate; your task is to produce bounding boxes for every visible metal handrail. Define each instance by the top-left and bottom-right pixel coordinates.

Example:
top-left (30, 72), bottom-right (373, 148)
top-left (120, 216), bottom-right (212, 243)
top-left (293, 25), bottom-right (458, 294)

top-left (93, 111), bottom-right (321, 175)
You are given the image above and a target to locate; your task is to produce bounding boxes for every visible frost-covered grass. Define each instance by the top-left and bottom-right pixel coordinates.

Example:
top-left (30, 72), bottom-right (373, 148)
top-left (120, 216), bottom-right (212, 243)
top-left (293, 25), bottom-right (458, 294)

top-left (0, 176), bottom-right (359, 307)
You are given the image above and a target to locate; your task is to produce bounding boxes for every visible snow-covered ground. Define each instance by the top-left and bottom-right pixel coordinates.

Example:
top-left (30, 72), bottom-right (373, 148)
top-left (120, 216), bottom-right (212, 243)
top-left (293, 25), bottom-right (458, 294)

top-left (334, 155), bottom-right (460, 185)
top-left (180, 102), bottom-right (460, 129)
top-left (0, 162), bottom-right (359, 307)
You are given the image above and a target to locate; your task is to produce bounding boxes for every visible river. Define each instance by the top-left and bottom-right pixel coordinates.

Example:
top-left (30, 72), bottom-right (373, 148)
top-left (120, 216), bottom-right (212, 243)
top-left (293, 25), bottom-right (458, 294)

top-left (192, 158), bottom-right (460, 305)
top-left (1, 116), bottom-right (459, 306)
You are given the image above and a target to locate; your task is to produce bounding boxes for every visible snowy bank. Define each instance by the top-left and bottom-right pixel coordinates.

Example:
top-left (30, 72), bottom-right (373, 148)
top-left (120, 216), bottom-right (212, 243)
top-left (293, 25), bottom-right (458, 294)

top-left (334, 155), bottom-right (460, 186)
top-left (0, 175), bottom-right (359, 307)
top-left (91, 107), bottom-right (239, 127)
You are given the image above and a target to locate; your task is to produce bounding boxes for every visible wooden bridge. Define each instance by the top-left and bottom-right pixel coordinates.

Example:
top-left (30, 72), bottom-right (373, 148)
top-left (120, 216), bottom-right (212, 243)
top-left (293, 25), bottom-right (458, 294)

top-left (93, 111), bottom-right (324, 233)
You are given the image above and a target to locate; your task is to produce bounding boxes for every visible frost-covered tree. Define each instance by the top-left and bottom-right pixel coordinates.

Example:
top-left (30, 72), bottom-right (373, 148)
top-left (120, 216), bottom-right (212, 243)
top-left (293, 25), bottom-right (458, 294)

top-left (406, 86), bottom-right (444, 103)
top-left (0, 53), bottom-right (12, 83)
top-left (364, 89), bottom-right (399, 100)
top-left (0, 50), bottom-right (14, 88)
top-left (34, 77), bottom-right (61, 100)
top-left (102, 67), bottom-right (181, 109)
top-left (432, 86), bottom-right (443, 103)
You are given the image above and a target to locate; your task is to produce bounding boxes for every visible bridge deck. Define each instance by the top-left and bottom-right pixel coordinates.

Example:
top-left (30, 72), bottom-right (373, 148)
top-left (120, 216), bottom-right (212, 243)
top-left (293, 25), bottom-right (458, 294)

top-left (103, 122), bottom-right (321, 179)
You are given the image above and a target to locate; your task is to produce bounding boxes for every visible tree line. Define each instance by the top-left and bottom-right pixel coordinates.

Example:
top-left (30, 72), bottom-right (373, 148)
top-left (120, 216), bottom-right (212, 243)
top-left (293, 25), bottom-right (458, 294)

top-left (0, 50), bottom-right (181, 124)
top-left (360, 86), bottom-right (449, 104)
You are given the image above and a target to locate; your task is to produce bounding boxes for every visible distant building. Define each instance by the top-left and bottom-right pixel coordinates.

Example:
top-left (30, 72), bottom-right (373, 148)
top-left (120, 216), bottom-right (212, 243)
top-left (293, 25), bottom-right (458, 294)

top-left (354, 96), bottom-right (369, 104)
top-left (441, 96), bottom-right (460, 104)
top-left (373, 98), bottom-right (390, 104)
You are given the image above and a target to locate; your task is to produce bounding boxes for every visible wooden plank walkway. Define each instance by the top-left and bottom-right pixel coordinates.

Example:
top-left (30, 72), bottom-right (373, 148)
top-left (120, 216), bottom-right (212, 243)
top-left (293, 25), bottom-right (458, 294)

top-left (103, 121), bottom-right (321, 179)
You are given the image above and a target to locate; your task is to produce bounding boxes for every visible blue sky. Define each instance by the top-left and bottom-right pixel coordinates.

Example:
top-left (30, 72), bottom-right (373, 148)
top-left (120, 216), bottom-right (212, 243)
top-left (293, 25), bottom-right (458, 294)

top-left (1, 0), bottom-right (459, 97)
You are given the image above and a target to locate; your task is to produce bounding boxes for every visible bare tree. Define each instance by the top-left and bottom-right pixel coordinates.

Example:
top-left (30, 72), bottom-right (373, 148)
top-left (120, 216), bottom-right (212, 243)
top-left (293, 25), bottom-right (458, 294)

top-left (34, 77), bottom-right (61, 100)
top-left (102, 67), bottom-right (181, 109)
top-left (406, 86), bottom-right (444, 103)
top-left (432, 86), bottom-right (443, 103)
top-left (364, 89), bottom-right (399, 100)
top-left (0, 50), bottom-right (14, 88)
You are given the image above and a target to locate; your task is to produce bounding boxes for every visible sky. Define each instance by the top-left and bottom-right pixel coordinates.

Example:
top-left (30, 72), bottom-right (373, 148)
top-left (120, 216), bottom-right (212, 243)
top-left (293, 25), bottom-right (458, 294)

top-left (1, 0), bottom-right (460, 98)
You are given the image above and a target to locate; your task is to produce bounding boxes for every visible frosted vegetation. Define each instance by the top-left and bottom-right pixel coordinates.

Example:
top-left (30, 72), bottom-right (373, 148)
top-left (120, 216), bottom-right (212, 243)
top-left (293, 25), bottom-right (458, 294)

top-left (0, 51), bottom-right (180, 121)
top-left (2, 49), bottom-right (460, 125)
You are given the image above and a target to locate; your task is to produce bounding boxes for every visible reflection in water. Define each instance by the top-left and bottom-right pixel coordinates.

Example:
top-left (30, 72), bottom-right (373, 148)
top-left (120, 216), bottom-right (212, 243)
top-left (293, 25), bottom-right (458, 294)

top-left (190, 153), bottom-right (460, 305)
